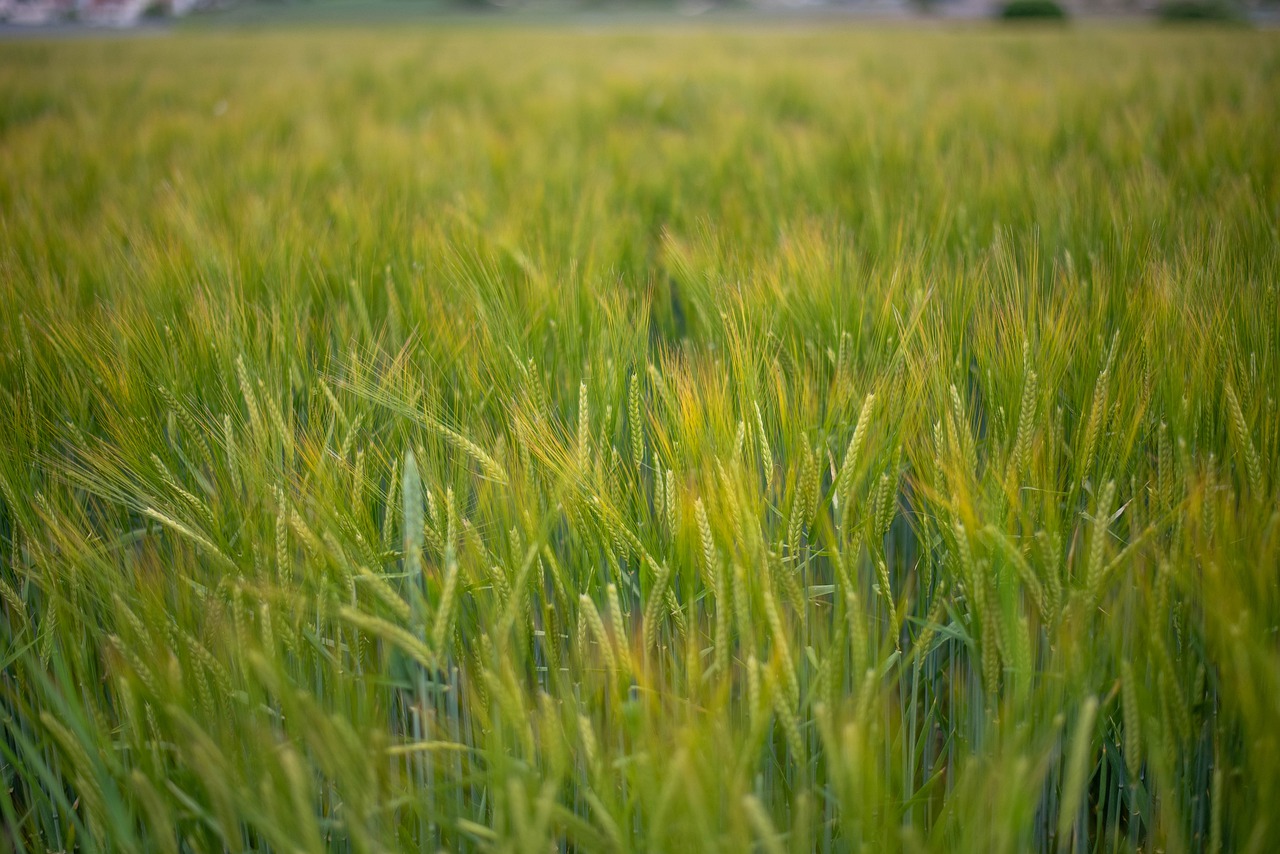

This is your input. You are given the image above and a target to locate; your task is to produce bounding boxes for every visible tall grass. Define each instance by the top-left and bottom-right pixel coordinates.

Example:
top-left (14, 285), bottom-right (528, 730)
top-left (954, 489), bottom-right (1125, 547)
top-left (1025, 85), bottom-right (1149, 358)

top-left (2, 25), bottom-right (1278, 852)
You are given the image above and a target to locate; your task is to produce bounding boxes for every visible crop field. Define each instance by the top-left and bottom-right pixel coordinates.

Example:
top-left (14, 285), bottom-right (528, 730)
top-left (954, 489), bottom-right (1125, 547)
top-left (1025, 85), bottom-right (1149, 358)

top-left (1, 24), bottom-right (1278, 853)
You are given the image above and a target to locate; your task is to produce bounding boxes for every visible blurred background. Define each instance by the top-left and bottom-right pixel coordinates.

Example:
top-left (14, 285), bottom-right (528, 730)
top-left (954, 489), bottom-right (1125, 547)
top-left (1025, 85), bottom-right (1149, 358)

top-left (1, 0), bottom-right (1275, 34)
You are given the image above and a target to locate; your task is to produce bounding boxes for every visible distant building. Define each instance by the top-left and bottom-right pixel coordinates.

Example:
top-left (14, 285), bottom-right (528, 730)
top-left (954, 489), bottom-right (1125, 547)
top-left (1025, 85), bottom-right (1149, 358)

top-left (1, 0), bottom-right (203, 25)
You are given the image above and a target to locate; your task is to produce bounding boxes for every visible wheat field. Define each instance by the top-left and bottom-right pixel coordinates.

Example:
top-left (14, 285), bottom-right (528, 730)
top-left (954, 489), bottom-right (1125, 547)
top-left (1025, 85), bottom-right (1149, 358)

top-left (1, 24), bottom-right (1278, 853)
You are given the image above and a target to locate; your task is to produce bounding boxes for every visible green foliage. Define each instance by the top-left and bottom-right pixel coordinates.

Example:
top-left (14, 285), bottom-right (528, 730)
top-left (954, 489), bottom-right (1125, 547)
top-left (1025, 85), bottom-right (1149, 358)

top-left (1157, 0), bottom-right (1243, 22)
top-left (1, 25), bottom-right (1278, 853)
top-left (998, 0), bottom-right (1068, 20)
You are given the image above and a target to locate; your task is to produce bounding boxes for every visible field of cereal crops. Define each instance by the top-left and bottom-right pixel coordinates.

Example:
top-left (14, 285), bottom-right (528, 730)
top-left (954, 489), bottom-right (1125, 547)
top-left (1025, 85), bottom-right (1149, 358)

top-left (1, 24), bottom-right (1279, 852)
